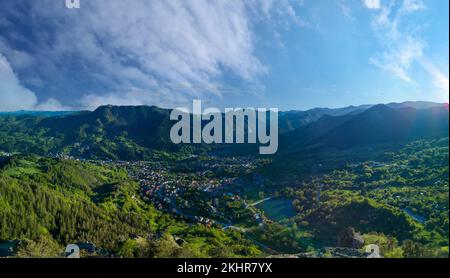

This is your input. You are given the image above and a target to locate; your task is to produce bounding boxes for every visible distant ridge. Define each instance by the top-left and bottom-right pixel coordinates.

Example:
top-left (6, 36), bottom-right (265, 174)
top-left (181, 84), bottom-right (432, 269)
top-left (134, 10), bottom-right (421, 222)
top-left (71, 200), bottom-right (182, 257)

top-left (0, 110), bottom-right (78, 117)
top-left (279, 101), bottom-right (447, 132)
top-left (1, 101), bottom-right (448, 159)
top-left (281, 103), bottom-right (449, 151)
top-left (385, 101), bottom-right (448, 110)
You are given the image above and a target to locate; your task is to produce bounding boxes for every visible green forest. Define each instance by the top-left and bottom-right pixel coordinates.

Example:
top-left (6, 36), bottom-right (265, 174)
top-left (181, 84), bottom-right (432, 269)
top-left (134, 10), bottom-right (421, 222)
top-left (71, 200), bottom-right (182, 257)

top-left (0, 156), bottom-right (260, 258)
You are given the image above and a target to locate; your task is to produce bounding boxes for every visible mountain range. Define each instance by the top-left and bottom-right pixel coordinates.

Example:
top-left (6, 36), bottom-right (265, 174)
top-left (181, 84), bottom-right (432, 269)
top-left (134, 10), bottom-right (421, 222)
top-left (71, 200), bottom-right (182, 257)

top-left (278, 101), bottom-right (446, 132)
top-left (280, 103), bottom-right (449, 151)
top-left (0, 101), bottom-right (448, 159)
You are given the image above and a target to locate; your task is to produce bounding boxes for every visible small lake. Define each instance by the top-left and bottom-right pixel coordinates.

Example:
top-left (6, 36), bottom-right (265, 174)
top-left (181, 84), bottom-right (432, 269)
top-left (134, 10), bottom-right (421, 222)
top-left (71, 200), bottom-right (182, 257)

top-left (403, 209), bottom-right (426, 224)
top-left (255, 198), bottom-right (296, 221)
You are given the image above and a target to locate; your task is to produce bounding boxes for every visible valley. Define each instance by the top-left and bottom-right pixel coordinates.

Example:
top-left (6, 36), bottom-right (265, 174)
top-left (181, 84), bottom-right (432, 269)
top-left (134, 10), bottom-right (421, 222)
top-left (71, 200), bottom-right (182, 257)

top-left (0, 101), bottom-right (448, 258)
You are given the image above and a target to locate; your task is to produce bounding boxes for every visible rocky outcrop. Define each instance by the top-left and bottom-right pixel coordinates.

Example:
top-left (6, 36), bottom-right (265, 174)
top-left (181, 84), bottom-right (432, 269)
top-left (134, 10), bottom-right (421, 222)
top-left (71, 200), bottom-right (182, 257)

top-left (337, 227), bottom-right (365, 249)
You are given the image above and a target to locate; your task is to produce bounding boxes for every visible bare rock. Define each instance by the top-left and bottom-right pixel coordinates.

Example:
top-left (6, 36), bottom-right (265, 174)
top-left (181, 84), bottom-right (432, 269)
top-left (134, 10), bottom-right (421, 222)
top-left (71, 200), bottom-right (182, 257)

top-left (337, 227), bottom-right (365, 249)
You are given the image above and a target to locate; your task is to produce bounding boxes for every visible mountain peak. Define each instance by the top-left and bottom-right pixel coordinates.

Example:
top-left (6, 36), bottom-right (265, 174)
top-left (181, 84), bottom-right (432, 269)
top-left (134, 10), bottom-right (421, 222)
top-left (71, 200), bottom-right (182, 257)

top-left (367, 103), bottom-right (391, 111)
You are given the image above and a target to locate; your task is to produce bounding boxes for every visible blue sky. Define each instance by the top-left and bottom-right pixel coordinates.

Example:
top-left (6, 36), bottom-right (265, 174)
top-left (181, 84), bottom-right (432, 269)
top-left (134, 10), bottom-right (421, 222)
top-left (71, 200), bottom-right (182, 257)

top-left (0, 0), bottom-right (448, 111)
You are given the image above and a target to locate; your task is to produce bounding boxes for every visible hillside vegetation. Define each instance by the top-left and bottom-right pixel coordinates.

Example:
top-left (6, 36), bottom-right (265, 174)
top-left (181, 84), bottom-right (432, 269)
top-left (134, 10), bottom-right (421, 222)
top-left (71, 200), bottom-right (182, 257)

top-left (0, 156), bottom-right (261, 258)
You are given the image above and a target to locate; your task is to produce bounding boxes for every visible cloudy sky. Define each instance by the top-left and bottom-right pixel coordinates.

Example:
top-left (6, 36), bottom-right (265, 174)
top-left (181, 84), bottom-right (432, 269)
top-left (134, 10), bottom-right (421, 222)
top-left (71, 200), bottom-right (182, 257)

top-left (0, 0), bottom-right (448, 111)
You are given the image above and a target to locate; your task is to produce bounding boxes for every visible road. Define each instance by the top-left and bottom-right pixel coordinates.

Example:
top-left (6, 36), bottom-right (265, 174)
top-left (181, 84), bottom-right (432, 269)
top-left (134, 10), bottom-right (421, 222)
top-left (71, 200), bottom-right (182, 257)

top-left (246, 197), bottom-right (272, 208)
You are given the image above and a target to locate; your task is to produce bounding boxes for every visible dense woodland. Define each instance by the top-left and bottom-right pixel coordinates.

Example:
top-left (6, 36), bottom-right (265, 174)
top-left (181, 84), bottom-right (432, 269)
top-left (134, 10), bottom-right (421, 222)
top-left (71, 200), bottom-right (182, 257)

top-left (261, 138), bottom-right (449, 257)
top-left (0, 156), bottom-right (261, 258)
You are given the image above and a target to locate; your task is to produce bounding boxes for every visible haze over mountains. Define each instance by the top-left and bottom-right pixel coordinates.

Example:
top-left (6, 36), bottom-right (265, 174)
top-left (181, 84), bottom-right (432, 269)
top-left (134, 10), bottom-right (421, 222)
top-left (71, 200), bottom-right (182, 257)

top-left (0, 101), bottom-right (448, 159)
top-left (281, 103), bottom-right (449, 151)
top-left (278, 101), bottom-right (447, 132)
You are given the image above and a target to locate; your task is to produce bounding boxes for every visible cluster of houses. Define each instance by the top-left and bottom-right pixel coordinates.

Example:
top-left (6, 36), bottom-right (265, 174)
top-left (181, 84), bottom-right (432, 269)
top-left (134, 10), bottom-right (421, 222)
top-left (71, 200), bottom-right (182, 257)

top-left (41, 153), bottom-right (266, 229)
top-left (120, 156), bottom-right (260, 227)
top-left (0, 151), bottom-right (12, 157)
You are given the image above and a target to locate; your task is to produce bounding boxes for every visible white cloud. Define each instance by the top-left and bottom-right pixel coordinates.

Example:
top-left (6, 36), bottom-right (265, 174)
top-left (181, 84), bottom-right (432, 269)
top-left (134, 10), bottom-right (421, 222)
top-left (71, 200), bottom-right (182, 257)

top-left (367, 0), bottom-right (448, 95)
top-left (363, 0), bottom-right (381, 10)
top-left (369, 0), bottom-right (427, 82)
top-left (0, 53), bottom-right (69, 111)
top-left (337, 1), bottom-right (356, 21)
top-left (35, 98), bottom-right (72, 111)
top-left (420, 59), bottom-right (449, 93)
top-left (0, 53), bottom-right (38, 111)
top-left (369, 37), bottom-right (425, 82)
top-left (402, 0), bottom-right (425, 12)
top-left (5, 0), bottom-right (303, 109)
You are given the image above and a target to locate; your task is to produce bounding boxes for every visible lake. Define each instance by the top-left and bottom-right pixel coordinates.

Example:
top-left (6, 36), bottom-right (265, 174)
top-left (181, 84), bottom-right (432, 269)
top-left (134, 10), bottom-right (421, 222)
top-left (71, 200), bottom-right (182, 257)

top-left (403, 209), bottom-right (426, 224)
top-left (255, 198), bottom-right (296, 221)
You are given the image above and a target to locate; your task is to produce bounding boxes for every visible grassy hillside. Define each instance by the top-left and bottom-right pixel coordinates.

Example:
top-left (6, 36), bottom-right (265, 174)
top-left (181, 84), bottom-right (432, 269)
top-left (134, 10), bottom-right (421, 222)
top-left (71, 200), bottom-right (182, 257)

top-left (0, 156), bottom-right (261, 258)
top-left (265, 138), bottom-right (449, 257)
